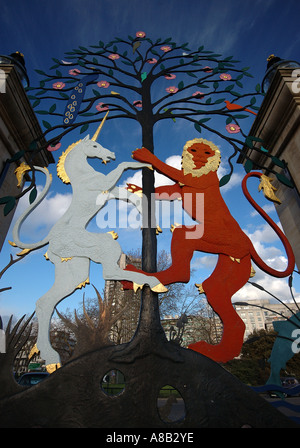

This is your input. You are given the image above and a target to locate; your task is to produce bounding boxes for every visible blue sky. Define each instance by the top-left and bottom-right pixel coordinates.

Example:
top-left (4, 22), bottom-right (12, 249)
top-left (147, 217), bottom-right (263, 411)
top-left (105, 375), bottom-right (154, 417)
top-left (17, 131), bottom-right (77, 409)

top-left (1, 0), bottom-right (300, 320)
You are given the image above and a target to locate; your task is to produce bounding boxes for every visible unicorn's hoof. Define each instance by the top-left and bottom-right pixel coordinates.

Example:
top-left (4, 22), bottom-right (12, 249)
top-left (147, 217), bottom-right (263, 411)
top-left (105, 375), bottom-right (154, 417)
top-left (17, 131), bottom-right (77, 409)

top-left (151, 283), bottom-right (168, 293)
top-left (195, 283), bottom-right (205, 294)
top-left (46, 363), bottom-right (61, 374)
top-left (133, 282), bottom-right (143, 293)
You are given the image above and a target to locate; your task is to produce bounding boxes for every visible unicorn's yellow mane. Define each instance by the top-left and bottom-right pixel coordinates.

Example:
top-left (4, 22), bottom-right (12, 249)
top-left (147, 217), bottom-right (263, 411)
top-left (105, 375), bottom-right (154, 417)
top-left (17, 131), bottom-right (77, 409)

top-left (57, 139), bottom-right (82, 184)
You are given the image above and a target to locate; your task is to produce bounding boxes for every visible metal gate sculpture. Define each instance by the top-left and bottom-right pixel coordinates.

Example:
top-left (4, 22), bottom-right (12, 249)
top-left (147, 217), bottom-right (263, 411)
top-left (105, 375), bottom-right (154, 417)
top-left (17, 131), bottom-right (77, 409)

top-left (9, 113), bottom-right (167, 370)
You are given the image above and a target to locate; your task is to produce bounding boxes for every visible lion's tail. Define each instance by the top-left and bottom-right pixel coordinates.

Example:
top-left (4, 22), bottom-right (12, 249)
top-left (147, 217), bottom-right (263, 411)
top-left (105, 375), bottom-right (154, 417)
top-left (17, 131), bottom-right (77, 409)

top-left (10, 165), bottom-right (52, 251)
top-left (242, 171), bottom-right (295, 278)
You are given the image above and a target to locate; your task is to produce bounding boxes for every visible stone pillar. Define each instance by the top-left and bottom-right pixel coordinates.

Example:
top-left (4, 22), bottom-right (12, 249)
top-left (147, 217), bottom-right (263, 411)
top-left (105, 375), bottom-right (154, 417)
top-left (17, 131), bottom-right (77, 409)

top-left (0, 64), bottom-right (54, 250)
top-left (239, 68), bottom-right (300, 269)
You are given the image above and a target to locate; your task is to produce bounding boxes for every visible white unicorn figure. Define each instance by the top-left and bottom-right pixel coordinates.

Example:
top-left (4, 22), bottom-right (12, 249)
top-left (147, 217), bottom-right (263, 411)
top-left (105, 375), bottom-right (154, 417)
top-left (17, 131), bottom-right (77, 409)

top-left (10, 112), bottom-right (167, 370)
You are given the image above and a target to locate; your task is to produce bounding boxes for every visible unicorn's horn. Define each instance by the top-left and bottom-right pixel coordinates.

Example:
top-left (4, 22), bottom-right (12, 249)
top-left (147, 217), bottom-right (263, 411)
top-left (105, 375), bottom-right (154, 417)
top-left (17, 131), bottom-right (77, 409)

top-left (91, 111), bottom-right (109, 142)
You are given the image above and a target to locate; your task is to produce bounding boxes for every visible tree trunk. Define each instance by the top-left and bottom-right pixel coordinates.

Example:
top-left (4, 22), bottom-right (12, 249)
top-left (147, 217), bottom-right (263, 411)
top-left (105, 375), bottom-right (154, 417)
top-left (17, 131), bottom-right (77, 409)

top-left (134, 82), bottom-right (167, 344)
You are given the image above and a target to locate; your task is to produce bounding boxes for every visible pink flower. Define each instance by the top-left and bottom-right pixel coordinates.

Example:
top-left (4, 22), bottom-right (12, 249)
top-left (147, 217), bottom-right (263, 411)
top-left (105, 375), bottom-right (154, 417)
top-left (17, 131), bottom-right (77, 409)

top-left (133, 100), bottom-right (142, 108)
top-left (203, 66), bottom-right (213, 73)
top-left (96, 102), bottom-right (109, 112)
top-left (161, 46), bottom-right (172, 52)
top-left (97, 80), bottom-right (110, 88)
top-left (226, 123), bottom-right (241, 134)
top-left (136, 31), bottom-right (146, 38)
top-left (53, 81), bottom-right (65, 90)
top-left (68, 69), bottom-right (81, 76)
top-left (109, 53), bottom-right (120, 60)
top-left (192, 91), bottom-right (204, 98)
top-left (146, 58), bottom-right (157, 64)
top-left (164, 73), bottom-right (176, 80)
top-left (166, 86), bottom-right (178, 94)
top-left (47, 142), bottom-right (61, 152)
top-left (219, 73), bottom-right (232, 81)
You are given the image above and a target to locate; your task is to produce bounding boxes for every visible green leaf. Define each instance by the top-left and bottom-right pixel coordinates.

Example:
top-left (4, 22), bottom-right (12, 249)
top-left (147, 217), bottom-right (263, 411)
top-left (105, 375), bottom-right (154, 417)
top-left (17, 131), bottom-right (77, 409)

top-left (92, 89), bottom-right (101, 97)
top-left (219, 174), bottom-right (231, 187)
top-left (225, 84), bottom-right (234, 91)
top-left (198, 118), bottom-right (211, 124)
top-left (59, 92), bottom-right (69, 99)
top-left (250, 97), bottom-right (257, 105)
top-left (56, 70), bottom-right (62, 77)
top-left (245, 136), bottom-right (254, 149)
top-left (32, 99), bottom-right (41, 108)
top-left (4, 197), bottom-right (16, 216)
top-left (194, 123), bottom-right (202, 133)
top-left (178, 81), bottom-right (184, 90)
top-left (0, 196), bottom-right (11, 204)
top-left (35, 69), bottom-right (47, 76)
top-left (243, 72), bottom-right (254, 78)
top-left (275, 173), bottom-right (294, 188)
top-left (35, 110), bottom-right (50, 115)
top-left (260, 146), bottom-right (269, 153)
top-left (8, 150), bottom-right (25, 162)
top-left (244, 159), bottom-right (253, 173)
top-left (42, 120), bottom-right (52, 130)
top-left (35, 90), bottom-right (47, 96)
top-left (49, 104), bottom-right (56, 113)
top-left (233, 114), bottom-right (249, 119)
top-left (29, 187), bottom-right (37, 204)
top-left (186, 72), bottom-right (197, 78)
top-left (249, 135), bottom-right (263, 143)
top-left (29, 140), bottom-right (37, 151)
top-left (213, 81), bottom-right (219, 90)
top-left (214, 97), bottom-right (226, 104)
top-left (271, 156), bottom-right (286, 168)
top-left (226, 117), bottom-right (233, 124)
top-left (80, 123), bottom-right (89, 134)
top-left (255, 83), bottom-right (261, 93)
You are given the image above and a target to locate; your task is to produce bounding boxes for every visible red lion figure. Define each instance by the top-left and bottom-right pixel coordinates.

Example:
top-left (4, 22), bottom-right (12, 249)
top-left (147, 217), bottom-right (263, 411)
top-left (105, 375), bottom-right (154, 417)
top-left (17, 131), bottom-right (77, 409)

top-left (125, 138), bottom-right (295, 362)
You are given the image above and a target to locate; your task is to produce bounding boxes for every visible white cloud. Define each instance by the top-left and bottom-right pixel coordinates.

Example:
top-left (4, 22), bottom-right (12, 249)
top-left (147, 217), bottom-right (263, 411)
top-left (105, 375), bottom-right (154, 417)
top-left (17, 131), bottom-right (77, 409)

top-left (12, 186), bottom-right (72, 238)
top-left (122, 155), bottom-right (181, 189)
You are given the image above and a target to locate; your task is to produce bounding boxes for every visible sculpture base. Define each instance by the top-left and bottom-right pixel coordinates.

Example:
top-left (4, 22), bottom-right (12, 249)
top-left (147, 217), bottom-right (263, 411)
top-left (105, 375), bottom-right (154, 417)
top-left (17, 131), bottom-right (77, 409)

top-left (0, 341), bottom-right (298, 428)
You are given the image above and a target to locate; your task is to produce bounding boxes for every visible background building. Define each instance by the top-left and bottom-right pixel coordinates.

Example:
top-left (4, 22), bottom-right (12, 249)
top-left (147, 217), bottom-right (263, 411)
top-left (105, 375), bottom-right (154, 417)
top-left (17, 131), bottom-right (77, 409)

top-left (0, 52), bottom-right (54, 250)
top-left (234, 298), bottom-right (300, 340)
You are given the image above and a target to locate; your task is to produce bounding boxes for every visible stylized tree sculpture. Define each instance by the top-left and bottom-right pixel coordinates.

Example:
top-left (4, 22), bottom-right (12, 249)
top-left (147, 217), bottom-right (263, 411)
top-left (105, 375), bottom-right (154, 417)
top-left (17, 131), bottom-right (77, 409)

top-left (2, 32), bottom-right (294, 358)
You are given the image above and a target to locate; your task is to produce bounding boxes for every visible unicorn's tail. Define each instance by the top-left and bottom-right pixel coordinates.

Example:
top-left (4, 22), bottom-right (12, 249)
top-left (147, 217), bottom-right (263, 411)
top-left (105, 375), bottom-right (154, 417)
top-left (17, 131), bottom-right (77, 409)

top-left (10, 164), bottom-right (52, 252)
